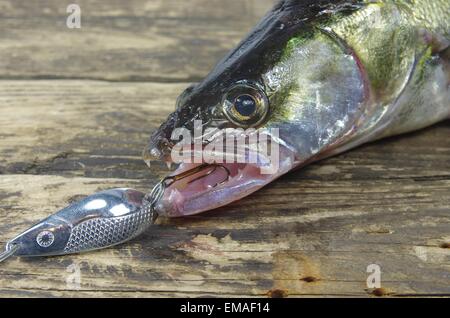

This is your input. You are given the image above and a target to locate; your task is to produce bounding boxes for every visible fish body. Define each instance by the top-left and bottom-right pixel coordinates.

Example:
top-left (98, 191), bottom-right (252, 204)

top-left (5, 189), bottom-right (154, 257)
top-left (146, 0), bottom-right (450, 217)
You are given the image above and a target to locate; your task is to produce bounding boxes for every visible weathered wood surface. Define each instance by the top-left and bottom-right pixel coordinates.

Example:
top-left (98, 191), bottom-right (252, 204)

top-left (0, 0), bottom-right (449, 298)
top-left (0, 0), bottom-right (275, 82)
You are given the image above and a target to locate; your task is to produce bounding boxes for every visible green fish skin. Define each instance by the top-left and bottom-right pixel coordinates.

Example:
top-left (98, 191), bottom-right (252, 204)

top-left (146, 0), bottom-right (449, 217)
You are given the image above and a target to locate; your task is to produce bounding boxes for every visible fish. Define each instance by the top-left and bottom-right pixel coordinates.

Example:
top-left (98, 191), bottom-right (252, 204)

top-left (145, 0), bottom-right (450, 217)
top-left (0, 189), bottom-right (156, 260)
top-left (2, 0), bottom-right (448, 261)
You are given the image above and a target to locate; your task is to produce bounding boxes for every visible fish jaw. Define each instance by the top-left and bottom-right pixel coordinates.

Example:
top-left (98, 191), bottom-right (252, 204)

top-left (156, 144), bottom-right (297, 217)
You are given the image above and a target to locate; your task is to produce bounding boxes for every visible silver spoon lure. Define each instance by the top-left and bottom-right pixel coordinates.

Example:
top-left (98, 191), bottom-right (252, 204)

top-left (0, 187), bottom-right (159, 262)
top-left (0, 164), bottom-right (224, 262)
top-left (0, 182), bottom-right (166, 262)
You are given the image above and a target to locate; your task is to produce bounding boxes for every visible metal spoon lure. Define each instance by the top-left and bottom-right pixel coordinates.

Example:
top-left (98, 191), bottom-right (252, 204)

top-left (0, 186), bottom-right (161, 262)
top-left (0, 164), bottom-right (222, 262)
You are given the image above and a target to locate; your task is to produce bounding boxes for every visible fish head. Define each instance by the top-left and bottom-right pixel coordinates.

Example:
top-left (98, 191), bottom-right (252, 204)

top-left (145, 1), bottom-right (368, 216)
top-left (7, 217), bottom-right (71, 257)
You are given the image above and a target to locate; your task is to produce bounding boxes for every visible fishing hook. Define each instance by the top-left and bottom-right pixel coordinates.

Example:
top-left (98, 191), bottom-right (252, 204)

top-left (163, 163), bottom-right (231, 189)
top-left (142, 163), bottom-right (231, 220)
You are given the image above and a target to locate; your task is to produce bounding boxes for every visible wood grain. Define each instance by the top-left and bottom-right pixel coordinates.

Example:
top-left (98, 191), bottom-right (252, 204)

top-left (0, 80), bottom-right (449, 297)
top-left (0, 0), bottom-right (449, 298)
top-left (0, 0), bottom-right (277, 82)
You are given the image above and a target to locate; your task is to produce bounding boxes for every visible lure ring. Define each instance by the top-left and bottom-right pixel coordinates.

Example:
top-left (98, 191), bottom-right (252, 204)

top-left (0, 243), bottom-right (19, 263)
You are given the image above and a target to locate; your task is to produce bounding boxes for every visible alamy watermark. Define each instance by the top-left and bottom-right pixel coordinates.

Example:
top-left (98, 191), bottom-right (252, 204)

top-left (66, 4), bottom-right (81, 29)
top-left (366, 264), bottom-right (382, 289)
top-left (66, 261), bottom-right (81, 290)
top-left (169, 121), bottom-right (281, 175)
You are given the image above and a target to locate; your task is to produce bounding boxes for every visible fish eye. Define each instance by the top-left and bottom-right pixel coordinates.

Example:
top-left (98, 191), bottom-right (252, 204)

top-left (36, 230), bottom-right (55, 248)
top-left (234, 95), bottom-right (257, 117)
top-left (222, 83), bottom-right (269, 127)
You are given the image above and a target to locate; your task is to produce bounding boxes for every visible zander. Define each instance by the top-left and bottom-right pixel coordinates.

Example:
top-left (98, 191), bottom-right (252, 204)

top-left (1, 0), bottom-right (448, 261)
top-left (145, 0), bottom-right (450, 217)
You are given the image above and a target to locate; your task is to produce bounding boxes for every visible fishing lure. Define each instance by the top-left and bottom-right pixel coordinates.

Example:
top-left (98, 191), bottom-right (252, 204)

top-left (0, 164), bottom-right (225, 262)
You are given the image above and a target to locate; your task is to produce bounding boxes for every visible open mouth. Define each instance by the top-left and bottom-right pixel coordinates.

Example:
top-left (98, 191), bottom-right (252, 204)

top-left (155, 145), bottom-right (296, 217)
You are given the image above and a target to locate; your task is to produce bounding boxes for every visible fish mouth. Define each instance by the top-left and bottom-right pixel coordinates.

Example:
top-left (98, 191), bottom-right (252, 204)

top-left (153, 144), bottom-right (296, 217)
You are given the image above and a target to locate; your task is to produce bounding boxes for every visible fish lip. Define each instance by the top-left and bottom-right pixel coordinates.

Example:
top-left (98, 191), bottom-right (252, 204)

top-left (155, 143), bottom-right (296, 217)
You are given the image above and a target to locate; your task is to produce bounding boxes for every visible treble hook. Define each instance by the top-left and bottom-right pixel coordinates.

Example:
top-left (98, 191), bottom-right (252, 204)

top-left (163, 163), bottom-right (231, 189)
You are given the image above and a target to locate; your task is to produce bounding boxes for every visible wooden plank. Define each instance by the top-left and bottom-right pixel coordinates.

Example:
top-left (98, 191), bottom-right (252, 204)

top-left (0, 0), bottom-right (277, 81)
top-left (0, 80), bottom-right (449, 297)
top-left (0, 80), bottom-right (182, 181)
